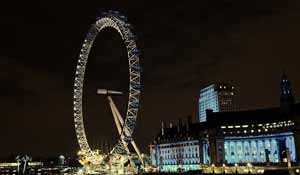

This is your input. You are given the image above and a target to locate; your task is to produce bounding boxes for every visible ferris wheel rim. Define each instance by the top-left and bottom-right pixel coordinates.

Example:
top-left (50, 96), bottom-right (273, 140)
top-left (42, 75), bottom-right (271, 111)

top-left (73, 11), bottom-right (141, 163)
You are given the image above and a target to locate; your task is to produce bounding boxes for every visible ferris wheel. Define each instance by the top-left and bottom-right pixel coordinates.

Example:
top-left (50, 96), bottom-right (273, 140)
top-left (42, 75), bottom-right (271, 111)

top-left (73, 10), bottom-right (142, 166)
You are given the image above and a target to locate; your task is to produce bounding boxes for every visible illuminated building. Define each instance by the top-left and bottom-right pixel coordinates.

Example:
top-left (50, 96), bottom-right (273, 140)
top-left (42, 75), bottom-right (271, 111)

top-left (149, 118), bottom-right (205, 172)
top-left (198, 83), bottom-right (236, 122)
top-left (208, 107), bottom-right (298, 165)
top-left (0, 162), bottom-right (43, 174)
top-left (151, 74), bottom-right (300, 172)
top-left (151, 105), bottom-right (300, 172)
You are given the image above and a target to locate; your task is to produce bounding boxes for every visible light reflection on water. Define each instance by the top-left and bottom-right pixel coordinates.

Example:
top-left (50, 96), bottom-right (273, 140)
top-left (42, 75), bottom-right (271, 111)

top-left (49, 173), bottom-right (82, 175)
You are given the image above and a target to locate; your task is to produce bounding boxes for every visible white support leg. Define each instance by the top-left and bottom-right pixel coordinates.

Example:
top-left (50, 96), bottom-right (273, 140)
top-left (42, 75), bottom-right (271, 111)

top-left (108, 96), bottom-right (123, 135)
top-left (107, 96), bottom-right (144, 165)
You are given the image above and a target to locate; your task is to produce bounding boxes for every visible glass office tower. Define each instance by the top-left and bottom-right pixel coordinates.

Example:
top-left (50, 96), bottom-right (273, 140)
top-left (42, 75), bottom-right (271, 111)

top-left (198, 83), bottom-right (236, 122)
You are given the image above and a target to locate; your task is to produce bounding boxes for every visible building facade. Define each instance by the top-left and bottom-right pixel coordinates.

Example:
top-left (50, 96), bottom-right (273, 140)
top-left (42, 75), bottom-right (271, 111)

top-left (151, 75), bottom-right (300, 172)
top-left (150, 140), bottom-right (201, 172)
top-left (212, 112), bottom-right (298, 165)
top-left (198, 83), bottom-right (236, 122)
top-left (149, 119), bottom-right (208, 172)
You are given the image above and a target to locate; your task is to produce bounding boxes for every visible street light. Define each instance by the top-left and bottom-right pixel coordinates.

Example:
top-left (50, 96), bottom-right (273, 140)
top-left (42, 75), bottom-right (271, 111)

top-left (222, 163), bottom-right (226, 174)
top-left (247, 163), bottom-right (252, 174)
top-left (234, 163), bottom-right (238, 175)
top-left (211, 163), bottom-right (215, 174)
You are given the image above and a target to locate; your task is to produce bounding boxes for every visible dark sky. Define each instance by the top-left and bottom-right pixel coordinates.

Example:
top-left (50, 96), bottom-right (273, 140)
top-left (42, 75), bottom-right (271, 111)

top-left (1, 0), bottom-right (300, 158)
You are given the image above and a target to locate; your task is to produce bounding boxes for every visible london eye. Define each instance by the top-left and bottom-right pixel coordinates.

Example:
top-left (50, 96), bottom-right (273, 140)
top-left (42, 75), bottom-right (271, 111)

top-left (73, 10), bottom-right (142, 173)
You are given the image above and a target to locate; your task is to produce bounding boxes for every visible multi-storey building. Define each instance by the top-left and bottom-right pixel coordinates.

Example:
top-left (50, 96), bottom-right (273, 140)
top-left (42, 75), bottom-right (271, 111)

top-left (151, 74), bottom-right (300, 173)
top-left (198, 83), bottom-right (236, 122)
top-left (149, 118), bottom-right (207, 172)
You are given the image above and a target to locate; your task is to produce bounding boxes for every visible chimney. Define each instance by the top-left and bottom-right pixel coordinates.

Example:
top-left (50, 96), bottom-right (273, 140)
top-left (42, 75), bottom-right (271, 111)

top-left (178, 118), bottom-right (183, 133)
top-left (161, 121), bottom-right (165, 136)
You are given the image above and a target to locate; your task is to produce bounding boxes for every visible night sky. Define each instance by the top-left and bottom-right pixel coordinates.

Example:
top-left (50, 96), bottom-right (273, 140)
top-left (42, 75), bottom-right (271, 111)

top-left (1, 0), bottom-right (300, 158)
